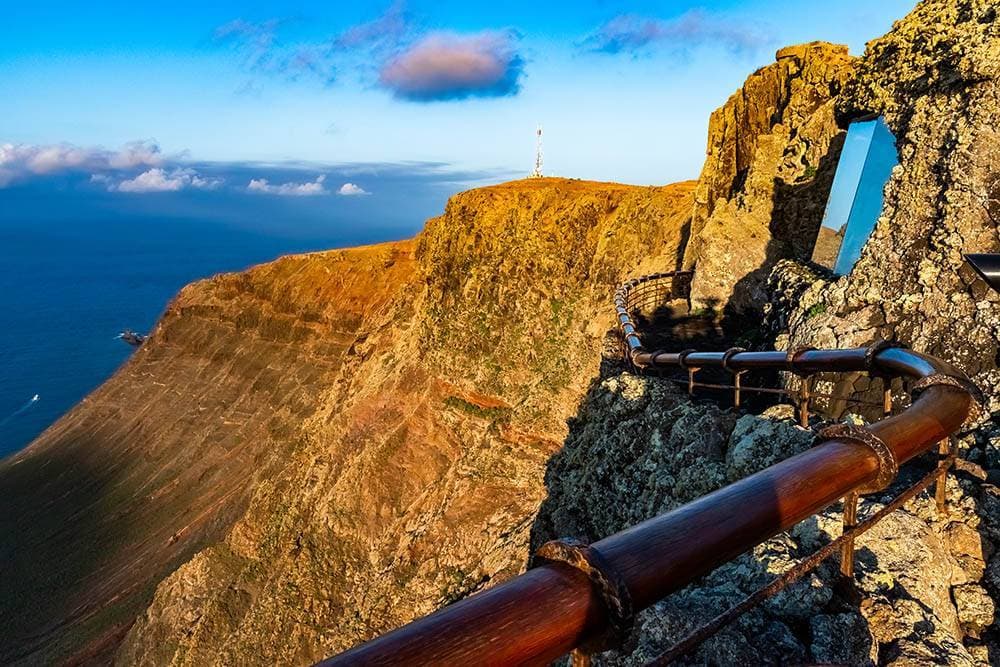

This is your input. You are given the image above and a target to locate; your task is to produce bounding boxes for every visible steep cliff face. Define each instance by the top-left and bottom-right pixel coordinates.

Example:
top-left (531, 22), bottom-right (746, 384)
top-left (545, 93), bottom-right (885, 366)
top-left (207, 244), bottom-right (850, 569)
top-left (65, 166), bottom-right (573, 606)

top-left (115, 179), bottom-right (694, 666)
top-left (683, 42), bottom-right (855, 320)
top-left (0, 179), bottom-right (694, 664)
top-left (417, 179), bottom-right (695, 433)
top-left (0, 242), bottom-right (418, 665)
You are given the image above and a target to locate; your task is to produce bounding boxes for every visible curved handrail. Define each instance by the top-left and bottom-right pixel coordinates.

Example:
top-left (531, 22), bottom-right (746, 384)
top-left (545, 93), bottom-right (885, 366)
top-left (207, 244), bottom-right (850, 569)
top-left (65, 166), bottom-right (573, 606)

top-left (319, 272), bottom-right (976, 666)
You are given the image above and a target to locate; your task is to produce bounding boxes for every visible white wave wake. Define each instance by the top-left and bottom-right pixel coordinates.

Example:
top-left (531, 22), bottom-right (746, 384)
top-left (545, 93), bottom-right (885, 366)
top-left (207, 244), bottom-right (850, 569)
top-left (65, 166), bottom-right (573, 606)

top-left (0, 394), bottom-right (40, 427)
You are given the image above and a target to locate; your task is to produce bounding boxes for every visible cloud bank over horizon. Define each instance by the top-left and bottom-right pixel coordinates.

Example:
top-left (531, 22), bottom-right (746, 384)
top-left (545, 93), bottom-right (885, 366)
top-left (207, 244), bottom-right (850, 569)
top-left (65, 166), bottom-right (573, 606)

top-left (0, 140), bottom-right (166, 188)
top-left (0, 140), bottom-right (395, 198)
top-left (0, 136), bottom-right (530, 212)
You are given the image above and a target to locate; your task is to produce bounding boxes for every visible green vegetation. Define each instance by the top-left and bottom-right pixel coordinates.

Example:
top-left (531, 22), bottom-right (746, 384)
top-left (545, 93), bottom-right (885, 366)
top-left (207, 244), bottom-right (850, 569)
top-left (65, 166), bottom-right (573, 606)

top-left (691, 305), bottom-right (716, 318)
top-left (443, 396), bottom-right (512, 422)
top-left (438, 567), bottom-right (470, 605)
top-left (806, 302), bottom-right (828, 319)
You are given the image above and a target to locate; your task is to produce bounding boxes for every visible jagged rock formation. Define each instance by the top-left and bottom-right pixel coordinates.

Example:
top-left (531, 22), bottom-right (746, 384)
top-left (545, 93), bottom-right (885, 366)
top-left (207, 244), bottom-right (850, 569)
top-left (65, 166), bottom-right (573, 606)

top-left (764, 0), bottom-right (1000, 659)
top-left (775, 0), bottom-right (1000, 400)
top-left (0, 179), bottom-right (695, 665)
top-left (683, 42), bottom-right (855, 321)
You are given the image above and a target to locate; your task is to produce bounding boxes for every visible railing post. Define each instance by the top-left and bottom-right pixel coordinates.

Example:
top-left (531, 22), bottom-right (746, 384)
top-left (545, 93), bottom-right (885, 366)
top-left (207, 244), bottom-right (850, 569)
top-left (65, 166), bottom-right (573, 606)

top-left (839, 491), bottom-right (859, 578)
top-left (882, 377), bottom-right (893, 417)
top-left (798, 375), bottom-right (812, 428)
top-left (688, 368), bottom-right (699, 395)
top-left (721, 347), bottom-right (746, 410)
top-left (571, 649), bottom-right (591, 667)
top-left (935, 438), bottom-right (952, 517)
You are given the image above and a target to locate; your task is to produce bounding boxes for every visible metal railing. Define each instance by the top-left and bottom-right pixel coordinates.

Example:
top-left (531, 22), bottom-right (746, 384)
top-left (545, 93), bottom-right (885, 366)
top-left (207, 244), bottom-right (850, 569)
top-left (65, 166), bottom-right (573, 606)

top-left (617, 271), bottom-right (894, 417)
top-left (319, 271), bottom-right (978, 666)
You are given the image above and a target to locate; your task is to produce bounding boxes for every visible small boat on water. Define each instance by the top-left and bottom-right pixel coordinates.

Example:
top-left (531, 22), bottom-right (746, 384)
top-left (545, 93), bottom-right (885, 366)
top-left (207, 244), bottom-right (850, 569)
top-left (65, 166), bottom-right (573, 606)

top-left (119, 329), bottom-right (147, 346)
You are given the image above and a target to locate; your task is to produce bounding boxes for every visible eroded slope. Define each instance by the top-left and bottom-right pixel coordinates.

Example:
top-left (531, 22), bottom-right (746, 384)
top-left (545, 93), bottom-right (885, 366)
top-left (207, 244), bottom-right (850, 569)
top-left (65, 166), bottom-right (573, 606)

top-left (0, 179), bottom-right (695, 665)
top-left (116, 178), bottom-right (695, 665)
top-left (0, 242), bottom-right (418, 665)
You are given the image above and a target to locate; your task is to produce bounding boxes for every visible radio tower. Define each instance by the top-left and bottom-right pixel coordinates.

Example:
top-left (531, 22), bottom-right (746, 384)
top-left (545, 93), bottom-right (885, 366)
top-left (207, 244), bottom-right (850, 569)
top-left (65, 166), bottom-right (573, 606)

top-left (529, 126), bottom-right (543, 178)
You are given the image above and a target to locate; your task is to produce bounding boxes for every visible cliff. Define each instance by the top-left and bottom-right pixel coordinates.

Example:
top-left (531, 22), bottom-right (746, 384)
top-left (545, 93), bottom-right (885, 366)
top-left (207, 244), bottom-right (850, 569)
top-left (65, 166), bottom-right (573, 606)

top-left (0, 179), bottom-right (695, 665)
top-left (0, 241), bottom-right (420, 664)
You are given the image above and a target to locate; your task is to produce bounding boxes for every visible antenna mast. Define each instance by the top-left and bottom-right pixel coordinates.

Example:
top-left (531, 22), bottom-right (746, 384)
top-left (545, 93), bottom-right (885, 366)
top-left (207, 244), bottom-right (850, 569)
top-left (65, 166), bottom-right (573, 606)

top-left (529, 126), bottom-right (543, 178)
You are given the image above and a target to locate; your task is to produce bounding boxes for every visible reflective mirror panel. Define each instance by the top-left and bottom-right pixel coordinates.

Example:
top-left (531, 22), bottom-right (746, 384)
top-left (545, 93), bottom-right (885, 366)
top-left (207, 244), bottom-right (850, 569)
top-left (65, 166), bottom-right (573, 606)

top-left (811, 117), bottom-right (898, 274)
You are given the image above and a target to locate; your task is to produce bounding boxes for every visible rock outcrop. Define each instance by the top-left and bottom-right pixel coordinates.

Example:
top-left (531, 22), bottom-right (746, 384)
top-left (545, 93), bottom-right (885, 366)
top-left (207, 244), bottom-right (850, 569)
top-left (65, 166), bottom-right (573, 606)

top-left (764, 0), bottom-right (1000, 659)
top-left (683, 42), bottom-right (855, 322)
top-left (775, 0), bottom-right (1000, 401)
top-left (534, 374), bottom-right (993, 665)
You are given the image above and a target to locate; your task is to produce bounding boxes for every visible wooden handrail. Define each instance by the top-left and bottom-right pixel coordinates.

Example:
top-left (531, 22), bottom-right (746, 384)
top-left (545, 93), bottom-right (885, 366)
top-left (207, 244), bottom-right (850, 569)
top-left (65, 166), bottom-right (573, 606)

top-left (318, 272), bottom-right (976, 666)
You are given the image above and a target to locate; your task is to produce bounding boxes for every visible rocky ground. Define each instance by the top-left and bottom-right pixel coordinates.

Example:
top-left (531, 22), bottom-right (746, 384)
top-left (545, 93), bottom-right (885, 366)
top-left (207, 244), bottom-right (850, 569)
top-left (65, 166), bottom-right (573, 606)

top-left (534, 373), bottom-right (998, 665)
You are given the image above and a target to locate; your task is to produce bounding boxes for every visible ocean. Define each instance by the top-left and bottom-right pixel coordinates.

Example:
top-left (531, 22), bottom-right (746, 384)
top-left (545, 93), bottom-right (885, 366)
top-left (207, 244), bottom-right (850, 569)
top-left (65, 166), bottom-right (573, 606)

top-left (0, 163), bottom-right (484, 457)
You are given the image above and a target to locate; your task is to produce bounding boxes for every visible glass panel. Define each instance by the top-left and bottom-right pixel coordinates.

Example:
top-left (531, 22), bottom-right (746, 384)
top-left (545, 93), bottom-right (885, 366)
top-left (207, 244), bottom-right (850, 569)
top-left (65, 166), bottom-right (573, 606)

top-left (811, 118), bottom-right (898, 274)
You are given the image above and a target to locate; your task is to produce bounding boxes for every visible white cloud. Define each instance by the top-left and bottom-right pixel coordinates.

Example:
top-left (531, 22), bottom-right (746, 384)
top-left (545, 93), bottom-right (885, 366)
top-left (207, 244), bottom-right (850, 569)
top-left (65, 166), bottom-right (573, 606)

top-left (107, 140), bottom-right (164, 169)
top-left (337, 182), bottom-right (370, 196)
top-left (0, 140), bottom-right (166, 187)
top-left (114, 168), bottom-right (185, 193)
top-left (187, 171), bottom-right (224, 191)
top-left (110, 167), bottom-right (222, 193)
top-left (247, 174), bottom-right (328, 196)
top-left (583, 11), bottom-right (770, 57)
top-left (21, 145), bottom-right (92, 173)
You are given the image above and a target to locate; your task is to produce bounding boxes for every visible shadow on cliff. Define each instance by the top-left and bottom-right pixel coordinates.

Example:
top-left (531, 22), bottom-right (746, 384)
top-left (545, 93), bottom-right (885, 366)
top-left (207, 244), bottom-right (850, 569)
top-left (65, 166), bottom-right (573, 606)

top-left (0, 439), bottom-right (126, 665)
top-left (527, 351), bottom-right (878, 663)
top-left (625, 300), bottom-right (789, 414)
top-left (720, 133), bottom-right (846, 345)
top-left (630, 298), bottom-right (722, 351)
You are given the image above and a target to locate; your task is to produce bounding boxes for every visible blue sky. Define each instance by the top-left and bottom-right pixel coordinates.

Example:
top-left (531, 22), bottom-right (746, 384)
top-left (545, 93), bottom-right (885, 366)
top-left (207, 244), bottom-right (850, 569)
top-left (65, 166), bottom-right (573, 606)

top-left (2, 0), bottom-right (914, 187)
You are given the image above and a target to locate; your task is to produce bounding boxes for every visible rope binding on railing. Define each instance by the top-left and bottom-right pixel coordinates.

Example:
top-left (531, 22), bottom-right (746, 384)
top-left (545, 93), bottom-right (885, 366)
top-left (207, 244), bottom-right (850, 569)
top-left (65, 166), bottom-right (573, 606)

top-left (814, 423), bottom-right (898, 493)
top-left (531, 538), bottom-right (634, 653)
